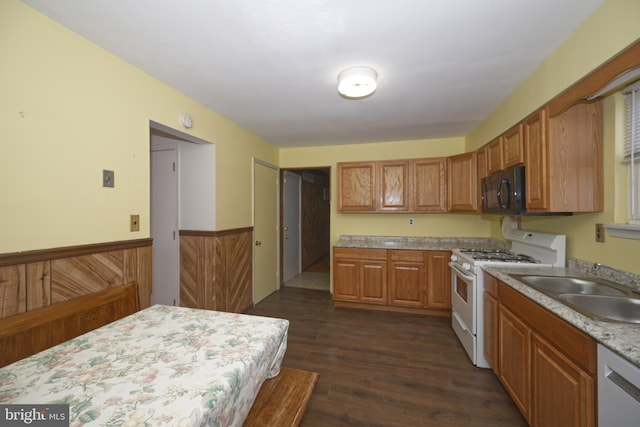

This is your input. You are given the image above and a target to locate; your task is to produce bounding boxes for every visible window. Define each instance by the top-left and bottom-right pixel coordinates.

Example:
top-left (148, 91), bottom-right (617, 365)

top-left (624, 80), bottom-right (640, 224)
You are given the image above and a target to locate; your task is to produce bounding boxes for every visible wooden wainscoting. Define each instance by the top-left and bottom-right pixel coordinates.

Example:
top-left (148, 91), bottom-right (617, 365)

top-left (0, 239), bottom-right (152, 320)
top-left (180, 227), bottom-right (253, 313)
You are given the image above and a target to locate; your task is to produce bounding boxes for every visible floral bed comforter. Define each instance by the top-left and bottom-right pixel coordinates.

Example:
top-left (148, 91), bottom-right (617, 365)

top-left (0, 305), bottom-right (289, 426)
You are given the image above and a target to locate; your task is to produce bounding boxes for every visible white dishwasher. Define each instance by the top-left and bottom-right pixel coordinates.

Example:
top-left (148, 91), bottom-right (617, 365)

top-left (598, 344), bottom-right (640, 427)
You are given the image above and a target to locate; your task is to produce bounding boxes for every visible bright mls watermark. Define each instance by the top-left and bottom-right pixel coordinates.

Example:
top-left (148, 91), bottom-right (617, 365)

top-left (1, 405), bottom-right (68, 426)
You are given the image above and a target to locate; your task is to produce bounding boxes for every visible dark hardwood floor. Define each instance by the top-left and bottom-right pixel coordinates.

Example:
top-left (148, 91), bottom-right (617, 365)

top-left (247, 287), bottom-right (527, 427)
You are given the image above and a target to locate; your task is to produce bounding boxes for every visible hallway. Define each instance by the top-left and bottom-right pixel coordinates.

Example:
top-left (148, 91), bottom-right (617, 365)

top-left (283, 255), bottom-right (330, 291)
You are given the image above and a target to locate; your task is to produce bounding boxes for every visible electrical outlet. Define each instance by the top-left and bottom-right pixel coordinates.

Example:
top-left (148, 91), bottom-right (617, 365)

top-left (130, 214), bottom-right (140, 232)
top-left (408, 218), bottom-right (414, 225)
top-left (595, 223), bottom-right (605, 242)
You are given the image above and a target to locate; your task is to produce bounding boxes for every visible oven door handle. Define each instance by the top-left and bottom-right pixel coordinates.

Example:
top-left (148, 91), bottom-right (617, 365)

top-left (449, 262), bottom-right (475, 281)
top-left (452, 310), bottom-right (469, 332)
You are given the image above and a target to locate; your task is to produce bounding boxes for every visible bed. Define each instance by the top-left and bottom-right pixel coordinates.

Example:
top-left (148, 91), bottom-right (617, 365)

top-left (0, 284), bottom-right (289, 427)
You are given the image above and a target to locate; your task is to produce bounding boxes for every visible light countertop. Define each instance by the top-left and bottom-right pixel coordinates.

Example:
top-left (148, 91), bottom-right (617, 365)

top-left (333, 235), bottom-right (508, 251)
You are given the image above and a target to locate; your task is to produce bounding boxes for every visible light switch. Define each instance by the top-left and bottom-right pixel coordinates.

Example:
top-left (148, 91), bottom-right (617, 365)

top-left (103, 170), bottom-right (114, 188)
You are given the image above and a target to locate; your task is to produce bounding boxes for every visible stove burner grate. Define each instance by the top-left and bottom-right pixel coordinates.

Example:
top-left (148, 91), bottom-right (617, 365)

top-left (458, 248), bottom-right (540, 263)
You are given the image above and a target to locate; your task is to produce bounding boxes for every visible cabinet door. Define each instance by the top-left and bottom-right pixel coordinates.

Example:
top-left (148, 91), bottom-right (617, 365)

top-left (388, 262), bottom-right (424, 307)
top-left (483, 292), bottom-right (499, 374)
top-left (413, 158), bottom-right (446, 212)
top-left (524, 109), bottom-right (549, 211)
top-left (333, 259), bottom-right (359, 301)
top-left (388, 251), bottom-right (424, 307)
top-left (360, 261), bottom-right (387, 304)
top-left (337, 162), bottom-right (376, 212)
top-left (477, 147), bottom-right (487, 180)
top-left (425, 251), bottom-right (451, 309)
top-left (379, 160), bottom-right (410, 211)
top-left (486, 137), bottom-right (503, 174)
top-left (499, 305), bottom-right (531, 422)
top-left (531, 334), bottom-right (595, 427)
top-left (447, 152), bottom-right (478, 212)
top-left (503, 124), bottom-right (524, 168)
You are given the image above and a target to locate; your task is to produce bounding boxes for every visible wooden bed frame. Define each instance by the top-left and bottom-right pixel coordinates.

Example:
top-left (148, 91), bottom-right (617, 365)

top-left (0, 282), bottom-right (317, 426)
top-left (0, 282), bottom-right (139, 368)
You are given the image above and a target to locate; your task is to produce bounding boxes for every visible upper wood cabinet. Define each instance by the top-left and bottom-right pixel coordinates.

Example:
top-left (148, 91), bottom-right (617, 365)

top-left (379, 160), bottom-right (410, 211)
top-left (502, 124), bottom-right (524, 168)
top-left (486, 137), bottom-right (503, 175)
top-left (413, 158), bottom-right (447, 212)
top-left (337, 162), bottom-right (376, 212)
top-left (476, 147), bottom-right (487, 210)
top-left (337, 158), bottom-right (447, 213)
top-left (447, 151), bottom-right (478, 212)
top-left (485, 124), bottom-right (524, 175)
top-left (524, 101), bottom-right (603, 213)
top-left (524, 109), bottom-right (548, 211)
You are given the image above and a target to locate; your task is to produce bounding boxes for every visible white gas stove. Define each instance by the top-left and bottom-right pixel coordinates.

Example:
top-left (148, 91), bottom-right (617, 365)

top-left (449, 218), bottom-right (566, 368)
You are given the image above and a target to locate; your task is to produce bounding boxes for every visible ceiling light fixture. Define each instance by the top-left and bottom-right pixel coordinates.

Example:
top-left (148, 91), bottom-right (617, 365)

top-left (337, 66), bottom-right (378, 99)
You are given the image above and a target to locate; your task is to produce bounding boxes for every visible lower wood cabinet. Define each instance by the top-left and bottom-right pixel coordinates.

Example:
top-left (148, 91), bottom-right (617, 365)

top-left (484, 273), bottom-right (597, 427)
top-left (388, 250), bottom-right (425, 307)
top-left (333, 248), bottom-right (387, 304)
top-left (333, 247), bottom-right (451, 315)
top-left (499, 305), bottom-right (531, 421)
top-left (531, 333), bottom-right (595, 427)
top-left (483, 273), bottom-right (499, 375)
top-left (426, 251), bottom-right (452, 309)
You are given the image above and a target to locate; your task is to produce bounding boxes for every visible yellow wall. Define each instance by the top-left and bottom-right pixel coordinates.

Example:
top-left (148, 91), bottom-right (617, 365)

top-left (1, 0), bottom-right (278, 253)
top-left (4, 0), bottom-right (640, 277)
top-left (280, 137), bottom-right (492, 243)
top-left (467, 0), bottom-right (640, 150)
top-left (466, 0), bottom-right (640, 274)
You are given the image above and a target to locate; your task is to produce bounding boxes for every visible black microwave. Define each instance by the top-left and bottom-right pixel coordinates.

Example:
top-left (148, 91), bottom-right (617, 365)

top-left (481, 166), bottom-right (526, 215)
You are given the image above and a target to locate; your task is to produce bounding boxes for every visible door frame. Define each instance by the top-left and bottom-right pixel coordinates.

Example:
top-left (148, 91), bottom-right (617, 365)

top-left (282, 171), bottom-right (301, 283)
top-left (149, 120), bottom-right (215, 307)
top-left (279, 167), bottom-right (331, 283)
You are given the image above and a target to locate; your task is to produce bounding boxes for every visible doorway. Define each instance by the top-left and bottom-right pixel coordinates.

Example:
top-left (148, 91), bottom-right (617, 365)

top-left (280, 167), bottom-right (331, 290)
top-left (282, 171), bottom-right (301, 283)
top-left (149, 121), bottom-right (215, 307)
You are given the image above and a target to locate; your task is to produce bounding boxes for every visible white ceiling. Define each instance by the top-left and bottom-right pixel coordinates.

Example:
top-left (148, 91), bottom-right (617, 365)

top-left (23, 0), bottom-right (604, 147)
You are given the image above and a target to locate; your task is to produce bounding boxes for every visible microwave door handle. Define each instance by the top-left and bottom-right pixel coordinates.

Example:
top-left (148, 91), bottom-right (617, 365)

top-left (498, 179), bottom-right (511, 209)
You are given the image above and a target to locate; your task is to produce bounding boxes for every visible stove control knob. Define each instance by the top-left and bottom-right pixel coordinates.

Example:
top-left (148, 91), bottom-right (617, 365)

top-left (451, 255), bottom-right (458, 262)
top-left (462, 262), bottom-right (472, 271)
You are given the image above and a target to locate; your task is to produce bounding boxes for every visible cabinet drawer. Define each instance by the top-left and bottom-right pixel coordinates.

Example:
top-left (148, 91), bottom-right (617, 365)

top-left (483, 272), bottom-right (499, 298)
top-left (333, 247), bottom-right (387, 261)
top-left (388, 250), bottom-right (424, 263)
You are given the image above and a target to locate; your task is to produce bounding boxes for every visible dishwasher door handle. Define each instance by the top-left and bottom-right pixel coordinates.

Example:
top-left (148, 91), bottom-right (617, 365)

top-left (605, 365), bottom-right (640, 404)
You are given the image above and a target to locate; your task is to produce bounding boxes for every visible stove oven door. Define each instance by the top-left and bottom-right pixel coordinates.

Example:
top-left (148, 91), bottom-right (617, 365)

top-left (450, 262), bottom-right (476, 334)
top-left (450, 262), bottom-right (478, 365)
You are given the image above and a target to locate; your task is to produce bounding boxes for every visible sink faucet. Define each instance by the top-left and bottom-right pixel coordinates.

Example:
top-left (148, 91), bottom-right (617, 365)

top-left (593, 262), bottom-right (616, 272)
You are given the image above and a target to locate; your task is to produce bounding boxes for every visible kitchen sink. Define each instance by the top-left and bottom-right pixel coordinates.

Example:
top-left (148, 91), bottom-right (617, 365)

top-left (509, 275), bottom-right (628, 297)
top-left (509, 274), bottom-right (640, 324)
top-left (558, 294), bottom-right (640, 324)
